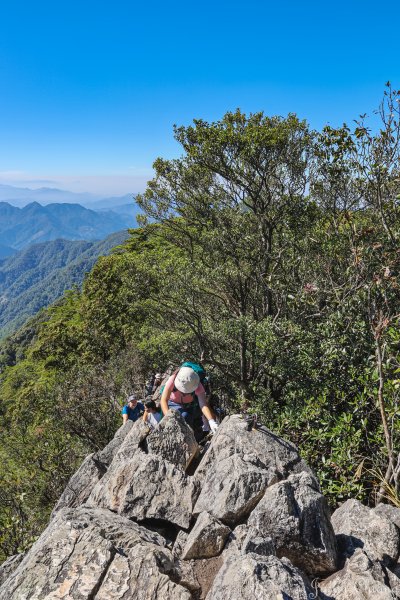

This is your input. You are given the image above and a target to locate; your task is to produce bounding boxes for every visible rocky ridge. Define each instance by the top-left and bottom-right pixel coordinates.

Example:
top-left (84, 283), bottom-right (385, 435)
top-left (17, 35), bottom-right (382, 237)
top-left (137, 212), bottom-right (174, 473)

top-left (1, 412), bottom-right (400, 599)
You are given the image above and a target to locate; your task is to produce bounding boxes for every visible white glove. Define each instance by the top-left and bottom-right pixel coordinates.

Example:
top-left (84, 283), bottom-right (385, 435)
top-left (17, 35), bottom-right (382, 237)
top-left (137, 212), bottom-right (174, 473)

top-left (208, 419), bottom-right (218, 434)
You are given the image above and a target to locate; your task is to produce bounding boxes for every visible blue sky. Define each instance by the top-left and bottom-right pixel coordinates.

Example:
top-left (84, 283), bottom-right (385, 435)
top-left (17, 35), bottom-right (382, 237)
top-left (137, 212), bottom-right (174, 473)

top-left (0, 0), bottom-right (399, 195)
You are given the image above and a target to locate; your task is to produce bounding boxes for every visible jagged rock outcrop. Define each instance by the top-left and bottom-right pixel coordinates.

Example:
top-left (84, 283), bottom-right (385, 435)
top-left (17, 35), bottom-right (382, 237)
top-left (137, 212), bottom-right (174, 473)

top-left (147, 409), bottom-right (199, 470)
top-left (221, 522), bottom-right (276, 560)
top-left (85, 412), bottom-right (197, 529)
top-left (86, 450), bottom-right (197, 528)
top-left (319, 549), bottom-right (396, 599)
top-left (51, 420), bottom-right (135, 517)
top-left (331, 498), bottom-right (400, 565)
top-left (51, 452), bottom-right (105, 518)
top-left (0, 507), bottom-right (191, 600)
top-left (193, 414), bottom-right (315, 526)
top-left (2, 412), bottom-right (400, 599)
top-left (0, 554), bottom-right (24, 587)
top-left (248, 470), bottom-right (338, 575)
top-left (373, 503), bottom-right (400, 530)
top-left (181, 512), bottom-right (231, 560)
top-left (206, 553), bottom-right (314, 599)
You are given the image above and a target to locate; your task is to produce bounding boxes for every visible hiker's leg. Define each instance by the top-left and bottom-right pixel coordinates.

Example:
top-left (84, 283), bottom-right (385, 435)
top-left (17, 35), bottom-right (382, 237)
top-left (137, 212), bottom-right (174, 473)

top-left (168, 400), bottom-right (193, 424)
top-left (181, 405), bottom-right (194, 426)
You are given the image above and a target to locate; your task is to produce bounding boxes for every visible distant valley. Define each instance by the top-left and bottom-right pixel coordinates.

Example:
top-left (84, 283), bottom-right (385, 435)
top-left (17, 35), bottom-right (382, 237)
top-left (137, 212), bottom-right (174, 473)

top-left (0, 200), bottom-right (138, 252)
top-left (0, 191), bottom-right (139, 339)
top-left (0, 232), bottom-right (129, 339)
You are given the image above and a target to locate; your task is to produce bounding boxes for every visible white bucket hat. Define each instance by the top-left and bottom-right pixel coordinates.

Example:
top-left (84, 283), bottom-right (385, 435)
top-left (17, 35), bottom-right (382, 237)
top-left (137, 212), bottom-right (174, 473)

top-left (175, 367), bottom-right (200, 394)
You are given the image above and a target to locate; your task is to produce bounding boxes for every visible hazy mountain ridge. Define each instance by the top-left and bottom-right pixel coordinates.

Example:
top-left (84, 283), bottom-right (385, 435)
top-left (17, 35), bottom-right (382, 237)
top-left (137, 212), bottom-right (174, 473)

top-left (0, 201), bottom-right (137, 250)
top-left (0, 184), bottom-right (135, 208)
top-left (0, 231), bottom-right (129, 339)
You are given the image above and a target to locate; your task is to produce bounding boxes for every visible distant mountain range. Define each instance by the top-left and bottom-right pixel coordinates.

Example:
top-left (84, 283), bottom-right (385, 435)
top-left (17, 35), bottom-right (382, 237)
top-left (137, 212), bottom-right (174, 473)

top-left (0, 183), bottom-right (136, 209)
top-left (0, 232), bottom-right (129, 339)
top-left (0, 183), bottom-right (98, 206)
top-left (0, 201), bottom-right (138, 251)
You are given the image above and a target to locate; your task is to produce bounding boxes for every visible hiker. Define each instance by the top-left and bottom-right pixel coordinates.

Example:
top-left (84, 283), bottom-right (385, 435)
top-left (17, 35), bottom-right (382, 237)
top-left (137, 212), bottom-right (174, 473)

top-left (122, 394), bottom-right (145, 423)
top-left (145, 372), bottom-right (163, 397)
top-left (153, 373), bottom-right (162, 392)
top-left (142, 399), bottom-right (162, 429)
top-left (160, 364), bottom-right (218, 433)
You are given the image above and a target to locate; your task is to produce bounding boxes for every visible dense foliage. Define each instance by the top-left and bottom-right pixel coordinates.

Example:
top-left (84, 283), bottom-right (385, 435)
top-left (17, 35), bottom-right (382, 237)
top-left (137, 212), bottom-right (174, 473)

top-left (1, 84), bottom-right (400, 562)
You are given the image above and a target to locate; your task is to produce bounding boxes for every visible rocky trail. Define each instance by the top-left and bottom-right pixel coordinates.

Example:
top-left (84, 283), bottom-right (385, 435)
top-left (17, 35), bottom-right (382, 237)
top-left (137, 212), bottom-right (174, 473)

top-left (1, 412), bottom-right (400, 599)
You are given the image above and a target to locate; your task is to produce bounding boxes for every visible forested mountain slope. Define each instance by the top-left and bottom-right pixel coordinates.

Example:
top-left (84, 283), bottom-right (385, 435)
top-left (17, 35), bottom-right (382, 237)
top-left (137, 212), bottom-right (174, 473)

top-left (0, 88), bottom-right (400, 564)
top-left (0, 201), bottom-right (134, 250)
top-left (0, 231), bottom-right (129, 339)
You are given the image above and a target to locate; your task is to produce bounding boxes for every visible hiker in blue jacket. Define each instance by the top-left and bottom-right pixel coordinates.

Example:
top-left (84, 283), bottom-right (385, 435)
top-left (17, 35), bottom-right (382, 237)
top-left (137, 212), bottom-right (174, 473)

top-left (122, 394), bottom-right (145, 423)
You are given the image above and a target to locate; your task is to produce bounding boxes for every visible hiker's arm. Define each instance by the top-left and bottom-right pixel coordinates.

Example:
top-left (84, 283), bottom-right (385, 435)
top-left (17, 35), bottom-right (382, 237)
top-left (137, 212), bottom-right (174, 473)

top-left (160, 385), bottom-right (171, 416)
top-left (122, 409), bottom-right (128, 424)
top-left (201, 403), bottom-right (213, 422)
top-left (197, 392), bottom-right (214, 422)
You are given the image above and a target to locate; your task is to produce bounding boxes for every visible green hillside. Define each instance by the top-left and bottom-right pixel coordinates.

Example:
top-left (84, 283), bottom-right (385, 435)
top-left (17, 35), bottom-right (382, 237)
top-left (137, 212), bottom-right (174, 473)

top-left (1, 93), bottom-right (400, 562)
top-left (0, 231), bottom-right (129, 339)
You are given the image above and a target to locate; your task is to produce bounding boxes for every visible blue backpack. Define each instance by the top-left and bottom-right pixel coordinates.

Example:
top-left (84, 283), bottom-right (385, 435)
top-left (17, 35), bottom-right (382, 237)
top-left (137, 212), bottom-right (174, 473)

top-left (180, 361), bottom-right (207, 383)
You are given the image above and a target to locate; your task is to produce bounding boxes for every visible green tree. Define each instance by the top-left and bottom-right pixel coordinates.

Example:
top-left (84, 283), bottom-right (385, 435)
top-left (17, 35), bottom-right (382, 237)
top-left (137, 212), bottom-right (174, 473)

top-left (138, 110), bottom-right (315, 400)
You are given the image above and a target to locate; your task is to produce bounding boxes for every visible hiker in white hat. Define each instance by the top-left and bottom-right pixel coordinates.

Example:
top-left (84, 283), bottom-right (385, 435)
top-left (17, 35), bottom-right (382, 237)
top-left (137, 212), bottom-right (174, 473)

top-left (160, 365), bottom-right (218, 433)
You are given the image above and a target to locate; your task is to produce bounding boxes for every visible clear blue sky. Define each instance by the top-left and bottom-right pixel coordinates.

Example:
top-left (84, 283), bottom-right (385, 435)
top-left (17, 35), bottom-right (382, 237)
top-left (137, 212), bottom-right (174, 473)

top-left (0, 0), bottom-right (399, 195)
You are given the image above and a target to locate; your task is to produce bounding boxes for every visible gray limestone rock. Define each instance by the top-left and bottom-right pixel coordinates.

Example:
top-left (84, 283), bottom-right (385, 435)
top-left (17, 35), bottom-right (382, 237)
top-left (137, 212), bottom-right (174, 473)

top-left (385, 563), bottom-right (400, 598)
top-left (0, 506), bottom-right (191, 600)
top-left (171, 560), bottom-right (201, 594)
top-left (221, 524), bottom-right (249, 559)
top-left (248, 470), bottom-right (338, 575)
top-left (173, 530), bottom-right (189, 558)
top-left (194, 453), bottom-right (271, 525)
top-left (92, 547), bottom-right (192, 600)
top-left (181, 511), bottom-right (231, 559)
top-left (223, 524), bottom-right (275, 561)
top-left (0, 554), bottom-right (24, 587)
top-left (86, 450), bottom-right (196, 529)
top-left (205, 553), bottom-right (314, 600)
top-left (193, 414), bottom-right (316, 525)
top-left (241, 527), bottom-right (275, 557)
top-left (147, 409), bottom-right (199, 471)
top-left (110, 418), bottom-right (151, 461)
top-left (319, 548), bottom-right (395, 600)
top-left (51, 452), bottom-right (105, 518)
top-left (12, 409), bottom-right (400, 599)
top-left (94, 419), bottom-right (135, 468)
top-left (332, 498), bottom-right (400, 565)
top-left (51, 420), bottom-right (143, 518)
top-left (374, 503), bottom-right (400, 530)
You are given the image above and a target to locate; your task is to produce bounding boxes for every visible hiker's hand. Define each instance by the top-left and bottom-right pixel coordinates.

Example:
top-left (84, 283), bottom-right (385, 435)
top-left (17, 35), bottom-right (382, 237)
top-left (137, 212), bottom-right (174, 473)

top-left (209, 419), bottom-right (218, 434)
